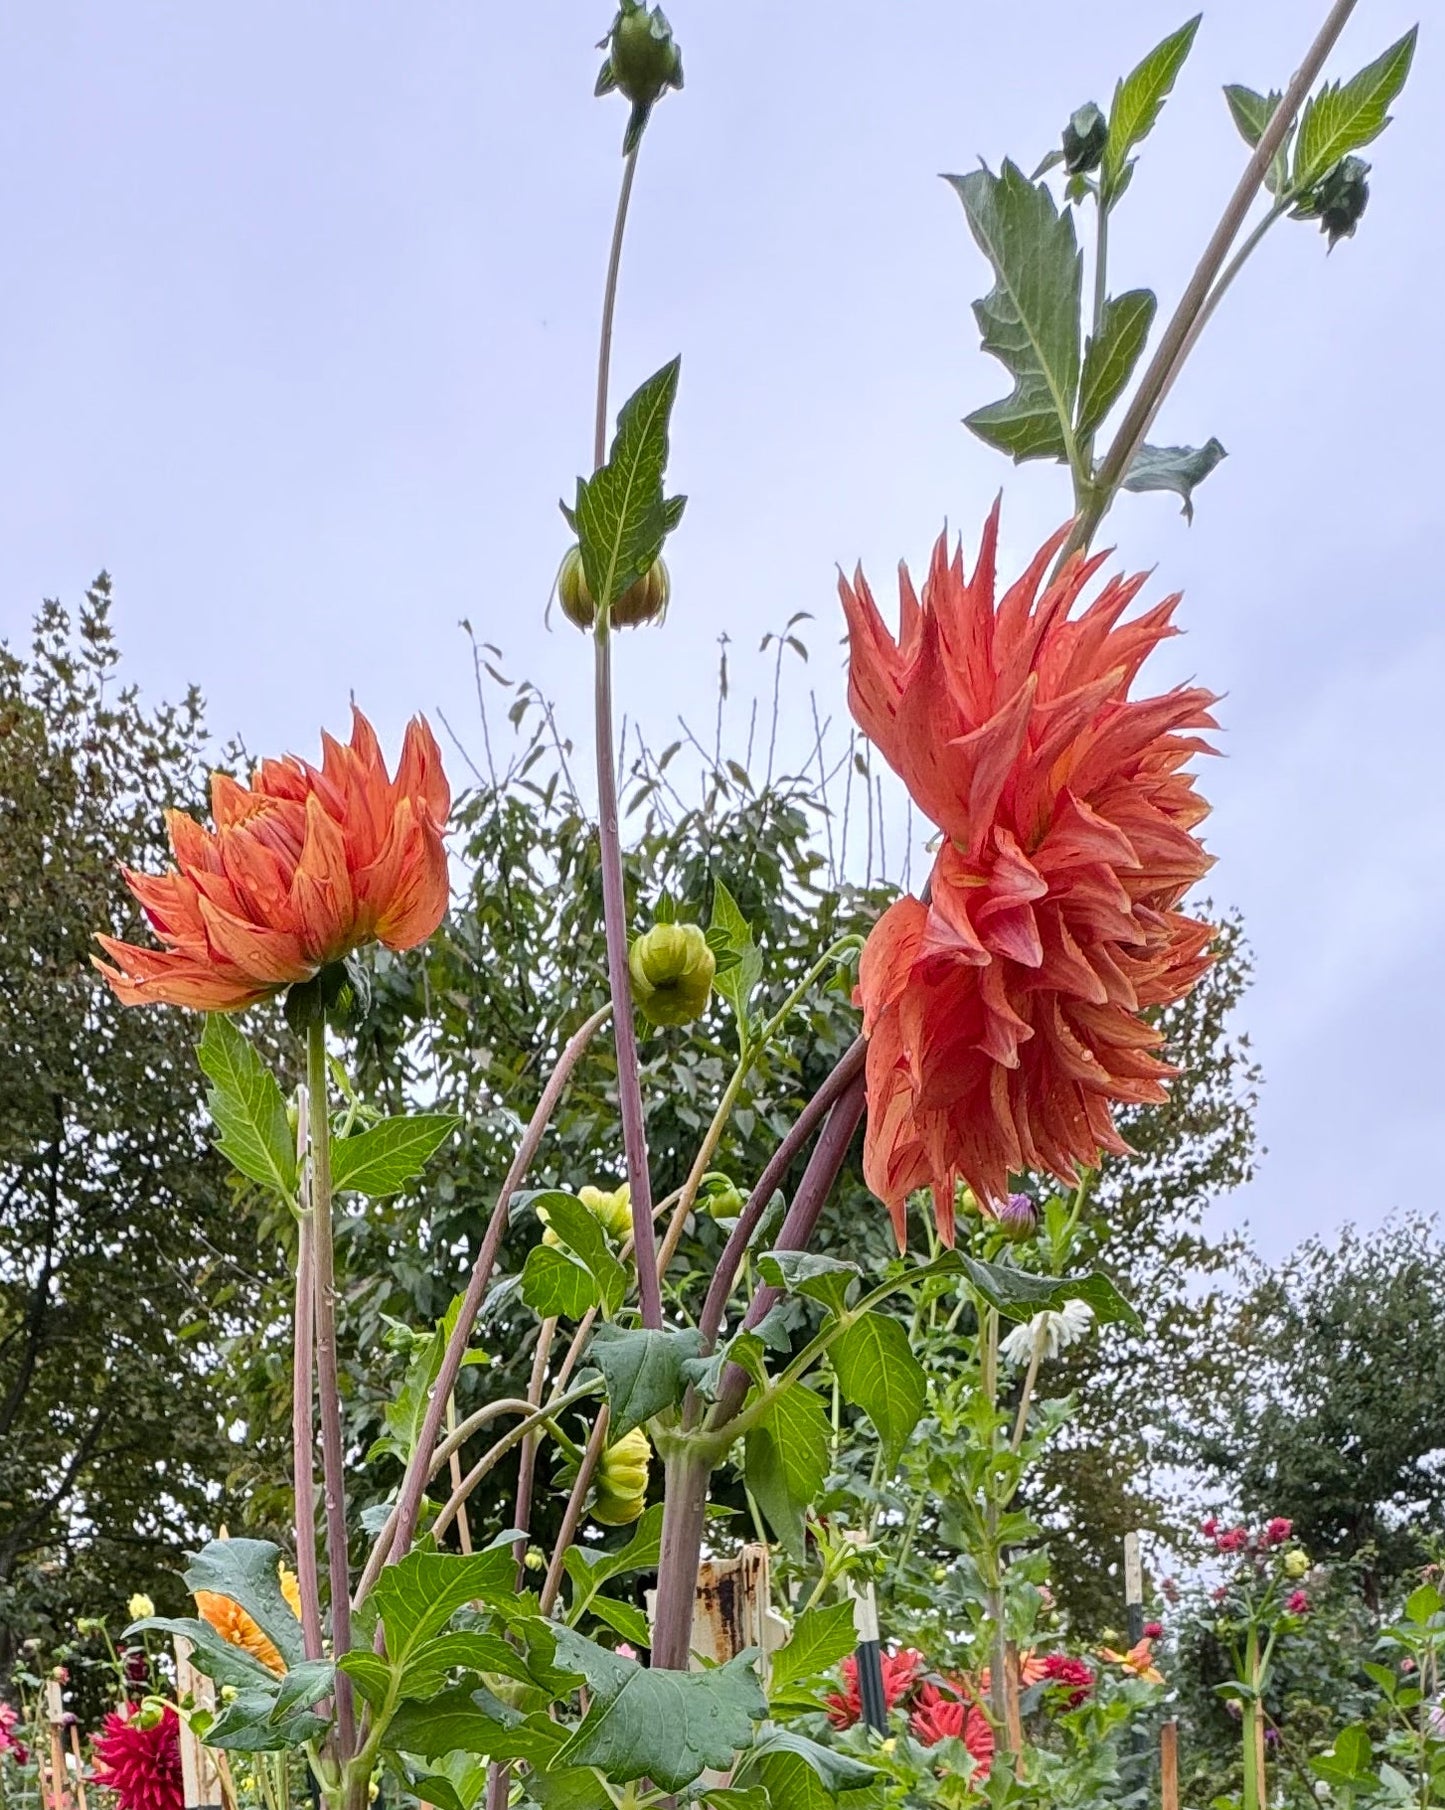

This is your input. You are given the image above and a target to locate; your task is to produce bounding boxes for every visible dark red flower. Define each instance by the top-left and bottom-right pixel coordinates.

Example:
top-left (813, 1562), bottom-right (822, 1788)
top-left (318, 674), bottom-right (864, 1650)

top-left (1039, 1652), bottom-right (1094, 1708)
top-left (1264, 1517), bottom-right (1293, 1546)
top-left (909, 1683), bottom-right (995, 1775)
top-left (1216, 1527), bottom-right (1248, 1554)
top-left (92, 1707), bottom-right (184, 1810)
top-left (825, 1648), bottom-right (925, 1729)
top-left (1142, 1620), bottom-right (1164, 1641)
top-left (1286, 1590), bottom-right (1311, 1616)
top-left (1200, 1517), bottom-right (1219, 1539)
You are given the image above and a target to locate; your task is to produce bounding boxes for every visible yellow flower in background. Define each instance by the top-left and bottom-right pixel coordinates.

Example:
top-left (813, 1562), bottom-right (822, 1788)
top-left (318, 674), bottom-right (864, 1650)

top-left (127, 1594), bottom-right (155, 1622)
top-left (195, 1563), bottom-right (303, 1676)
top-left (1284, 1548), bottom-right (1310, 1579)
top-left (1100, 1637), bottom-right (1164, 1686)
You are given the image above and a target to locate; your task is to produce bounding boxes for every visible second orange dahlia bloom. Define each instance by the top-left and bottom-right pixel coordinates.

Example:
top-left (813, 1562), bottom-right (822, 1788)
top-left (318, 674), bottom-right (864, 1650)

top-left (94, 708), bottom-right (449, 1013)
top-left (842, 504), bottom-right (1217, 1242)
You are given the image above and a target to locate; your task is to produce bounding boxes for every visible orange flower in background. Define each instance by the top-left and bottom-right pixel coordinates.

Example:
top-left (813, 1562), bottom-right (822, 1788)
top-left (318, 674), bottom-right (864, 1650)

top-left (1100, 1637), bottom-right (1165, 1686)
top-left (194, 1564), bottom-right (303, 1677)
top-left (94, 708), bottom-right (450, 1012)
top-left (843, 504), bottom-right (1217, 1241)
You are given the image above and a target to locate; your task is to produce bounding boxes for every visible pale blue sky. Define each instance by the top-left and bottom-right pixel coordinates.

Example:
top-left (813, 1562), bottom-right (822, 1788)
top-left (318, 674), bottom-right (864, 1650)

top-left (1, 1), bottom-right (1435, 1260)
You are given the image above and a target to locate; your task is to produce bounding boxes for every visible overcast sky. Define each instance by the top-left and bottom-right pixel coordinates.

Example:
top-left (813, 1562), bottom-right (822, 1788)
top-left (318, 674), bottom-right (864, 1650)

top-left (1, 1), bottom-right (1435, 1262)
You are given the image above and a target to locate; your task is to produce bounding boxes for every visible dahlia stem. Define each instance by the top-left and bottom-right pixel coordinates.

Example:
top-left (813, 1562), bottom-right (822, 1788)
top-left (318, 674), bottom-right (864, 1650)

top-left (291, 1091), bottom-right (325, 1665)
top-left (366, 1004), bottom-right (610, 1593)
top-left (590, 140), bottom-right (663, 1331)
top-left (1064, 0), bottom-right (1360, 562)
top-left (305, 1020), bottom-right (356, 1758)
top-left (649, 1446), bottom-right (713, 1670)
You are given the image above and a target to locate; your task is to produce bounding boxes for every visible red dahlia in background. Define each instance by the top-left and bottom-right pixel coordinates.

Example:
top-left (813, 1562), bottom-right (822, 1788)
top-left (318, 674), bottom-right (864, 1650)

top-left (825, 1647), bottom-right (925, 1728)
top-left (908, 1683), bottom-right (995, 1773)
top-left (92, 1706), bottom-right (184, 1810)
top-left (842, 504), bottom-right (1217, 1240)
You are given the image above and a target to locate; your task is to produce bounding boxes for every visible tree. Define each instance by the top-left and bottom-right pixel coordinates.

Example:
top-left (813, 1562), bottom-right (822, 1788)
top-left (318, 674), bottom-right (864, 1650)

top-left (1189, 1214), bottom-right (1445, 1606)
top-left (0, 585), bottom-right (275, 1662)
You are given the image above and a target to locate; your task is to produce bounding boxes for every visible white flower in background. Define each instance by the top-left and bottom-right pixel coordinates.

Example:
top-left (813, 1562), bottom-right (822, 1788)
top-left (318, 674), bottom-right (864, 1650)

top-left (1000, 1298), bottom-right (1095, 1365)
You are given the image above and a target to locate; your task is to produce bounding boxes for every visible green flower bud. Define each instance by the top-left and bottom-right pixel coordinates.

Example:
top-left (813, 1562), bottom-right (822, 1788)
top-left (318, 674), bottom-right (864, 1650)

top-left (1062, 102), bottom-right (1108, 175)
top-left (579, 1182), bottom-right (634, 1241)
top-left (556, 546), bottom-right (670, 632)
top-left (593, 1427), bottom-right (652, 1525)
top-left (699, 1172), bottom-right (746, 1220)
top-left (1283, 1548), bottom-right (1310, 1579)
top-left (1314, 155), bottom-right (1370, 247)
top-left (629, 921), bottom-right (715, 1027)
top-left (596, 2), bottom-right (683, 154)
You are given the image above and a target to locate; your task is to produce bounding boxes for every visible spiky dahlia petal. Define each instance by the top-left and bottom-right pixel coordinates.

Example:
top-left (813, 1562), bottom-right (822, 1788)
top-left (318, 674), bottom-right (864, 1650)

top-left (91, 1707), bottom-right (185, 1810)
top-left (844, 506), bottom-right (1217, 1237)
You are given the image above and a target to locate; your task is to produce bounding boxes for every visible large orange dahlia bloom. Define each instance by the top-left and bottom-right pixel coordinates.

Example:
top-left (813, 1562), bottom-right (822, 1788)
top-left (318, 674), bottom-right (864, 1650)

top-left (842, 505), bottom-right (1216, 1242)
top-left (94, 708), bottom-right (449, 1012)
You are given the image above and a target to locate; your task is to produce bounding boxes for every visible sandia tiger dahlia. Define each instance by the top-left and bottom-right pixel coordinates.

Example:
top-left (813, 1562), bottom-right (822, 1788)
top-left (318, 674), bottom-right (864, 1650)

top-left (94, 707), bottom-right (449, 1012)
top-left (842, 503), bottom-right (1216, 1242)
top-left (91, 1706), bottom-right (184, 1810)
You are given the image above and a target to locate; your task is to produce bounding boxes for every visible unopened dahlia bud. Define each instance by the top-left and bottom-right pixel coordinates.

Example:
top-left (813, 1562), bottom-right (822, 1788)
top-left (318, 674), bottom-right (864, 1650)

top-left (596, 2), bottom-right (683, 154)
top-left (592, 1427), bottom-right (652, 1525)
top-left (699, 1173), bottom-right (746, 1220)
top-left (556, 546), bottom-right (670, 632)
top-left (127, 1595), bottom-right (155, 1623)
top-left (579, 1182), bottom-right (633, 1241)
top-left (629, 921), bottom-right (714, 1027)
top-left (1062, 102), bottom-right (1108, 175)
top-left (991, 1191), bottom-right (1038, 1242)
top-left (1283, 1548), bottom-right (1310, 1579)
top-left (1314, 155), bottom-right (1370, 247)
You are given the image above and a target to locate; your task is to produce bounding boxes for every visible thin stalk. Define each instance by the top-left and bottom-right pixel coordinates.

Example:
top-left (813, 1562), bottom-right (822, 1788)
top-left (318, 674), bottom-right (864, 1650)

top-left (291, 1088), bottom-right (324, 1666)
top-left (979, 1306), bottom-right (1009, 1742)
top-left (1242, 1625), bottom-right (1263, 1810)
top-left (1009, 1322), bottom-right (1047, 1455)
top-left (444, 1394), bottom-right (473, 1555)
top-left (306, 1020), bottom-right (356, 1759)
top-left (1065, 0), bottom-right (1362, 561)
top-left (372, 1004), bottom-right (610, 1585)
top-left (590, 140), bottom-right (662, 1331)
top-left (539, 1407), bottom-right (611, 1617)
top-left (433, 1384), bottom-right (603, 1546)
top-left (511, 1319), bottom-right (559, 1585)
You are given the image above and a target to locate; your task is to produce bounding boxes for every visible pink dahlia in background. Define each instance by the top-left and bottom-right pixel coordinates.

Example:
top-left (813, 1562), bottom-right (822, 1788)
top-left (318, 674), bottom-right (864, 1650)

top-left (908, 1683), bottom-right (995, 1774)
top-left (1286, 1590), bottom-right (1311, 1615)
top-left (1040, 1652), bottom-right (1094, 1708)
top-left (1265, 1517), bottom-right (1293, 1546)
top-left (825, 1648), bottom-right (925, 1728)
top-left (842, 505), bottom-right (1216, 1241)
top-left (92, 1706), bottom-right (184, 1810)
top-left (0, 1702), bottom-right (29, 1764)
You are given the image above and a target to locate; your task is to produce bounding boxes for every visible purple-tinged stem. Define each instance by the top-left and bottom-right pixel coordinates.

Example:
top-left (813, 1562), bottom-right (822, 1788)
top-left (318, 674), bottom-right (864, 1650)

top-left (363, 1005), bottom-right (610, 1595)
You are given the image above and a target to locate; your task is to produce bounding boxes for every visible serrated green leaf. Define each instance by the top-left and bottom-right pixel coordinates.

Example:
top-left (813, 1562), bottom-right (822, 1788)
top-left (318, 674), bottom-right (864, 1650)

top-left (1293, 30), bottom-right (1416, 194)
top-left (385, 1683), bottom-right (519, 1762)
top-left (1223, 85), bottom-right (1292, 196)
top-left (1077, 289), bottom-right (1156, 439)
top-left (370, 1539), bottom-right (522, 1668)
top-left (1103, 17), bottom-right (1202, 201)
top-left (758, 1251), bottom-right (859, 1320)
top-left (1122, 438), bottom-right (1227, 521)
top-left (1405, 1582), bottom-right (1444, 1625)
top-left (932, 1252), bottom-right (1140, 1331)
top-left (398, 1630), bottom-right (536, 1700)
top-left (710, 879), bottom-right (763, 1023)
top-left (521, 1244), bottom-right (601, 1320)
top-left (587, 1324), bottom-right (703, 1437)
top-left (565, 1503), bottom-right (667, 1598)
top-left (203, 1686), bottom-right (328, 1753)
top-left (183, 1537), bottom-right (305, 1672)
top-left (744, 1384), bottom-right (831, 1556)
top-left (704, 1790), bottom-right (770, 1810)
top-left (769, 1602), bottom-right (859, 1695)
top-left (409, 1757), bottom-right (490, 1810)
top-left (534, 1192), bottom-right (627, 1318)
top-left (555, 1650), bottom-right (766, 1791)
top-left (946, 161), bottom-right (1081, 467)
top-left (126, 1617), bottom-right (280, 1692)
top-left (196, 1015), bottom-right (296, 1198)
top-left (336, 1649), bottom-right (392, 1709)
top-left (681, 1330), bottom-right (769, 1403)
top-left (330, 1112), bottom-right (458, 1197)
top-left (586, 1595), bottom-right (652, 1650)
top-left (745, 1727), bottom-right (879, 1795)
top-left (830, 1312), bottom-right (926, 1465)
top-left (574, 358), bottom-right (685, 614)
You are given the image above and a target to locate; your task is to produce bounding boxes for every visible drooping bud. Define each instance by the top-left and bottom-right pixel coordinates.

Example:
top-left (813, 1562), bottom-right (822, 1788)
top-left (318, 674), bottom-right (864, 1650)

top-left (1314, 155), bottom-right (1370, 247)
top-left (990, 1191), bottom-right (1039, 1243)
top-left (556, 545), bottom-right (670, 632)
top-left (579, 1182), bottom-right (633, 1241)
top-left (629, 920), bottom-right (715, 1027)
top-left (596, 1), bottom-right (684, 155)
top-left (1062, 102), bottom-right (1108, 175)
top-left (699, 1172), bottom-right (746, 1220)
top-left (592, 1427), bottom-right (652, 1525)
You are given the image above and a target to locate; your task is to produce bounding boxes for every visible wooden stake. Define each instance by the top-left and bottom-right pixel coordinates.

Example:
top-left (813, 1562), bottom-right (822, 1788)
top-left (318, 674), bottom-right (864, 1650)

top-left (67, 1726), bottom-right (88, 1810)
top-left (1124, 1531), bottom-right (1144, 1646)
top-left (174, 1640), bottom-right (224, 1810)
top-left (1161, 1719), bottom-right (1179, 1810)
top-left (44, 1680), bottom-right (68, 1810)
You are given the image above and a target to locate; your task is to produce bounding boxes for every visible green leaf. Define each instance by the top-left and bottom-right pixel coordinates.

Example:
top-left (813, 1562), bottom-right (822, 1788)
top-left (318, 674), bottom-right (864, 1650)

top-left (1122, 438), bottom-right (1227, 521)
top-left (1405, 1582), bottom-right (1444, 1625)
top-left (1077, 289), bottom-right (1157, 439)
top-left (196, 1015), bottom-right (297, 1198)
top-left (370, 1295), bottom-right (484, 1469)
top-left (758, 1251), bottom-right (859, 1320)
top-left (126, 1616), bottom-right (280, 1692)
top-left (370, 1540), bottom-right (522, 1668)
top-left (586, 1595), bottom-right (652, 1650)
top-left (555, 1650), bottom-right (767, 1792)
top-left (267, 1659), bottom-right (335, 1723)
top-left (1361, 1660), bottom-right (1399, 1696)
top-left (564, 1504), bottom-right (666, 1597)
top-left (398, 1630), bottom-right (537, 1700)
top-left (1312, 1724), bottom-right (1375, 1785)
top-left (768, 1601), bottom-right (859, 1695)
top-left (534, 1192), bottom-right (627, 1317)
top-left (183, 1537), bottom-right (305, 1672)
top-left (574, 358), bottom-right (686, 614)
top-left (935, 1253), bottom-right (1140, 1331)
top-left (1293, 30), bottom-right (1416, 194)
top-left (588, 1324), bottom-right (703, 1437)
top-left (409, 1758), bottom-right (490, 1810)
top-left (1103, 17), bottom-right (1202, 202)
top-left (830, 1312), bottom-right (926, 1465)
top-left (202, 1685), bottom-right (328, 1753)
top-left (947, 161), bottom-right (1081, 465)
top-left (746, 1727), bottom-right (879, 1794)
top-left (744, 1383), bottom-right (831, 1556)
top-left (1223, 86), bottom-right (1292, 196)
top-left (710, 879), bottom-right (763, 1025)
top-left (521, 1244), bottom-right (601, 1320)
top-left (336, 1650), bottom-right (392, 1710)
top-left (385, 1683), bottom-right (519, 1762)
top-left (704, 1791), bottom-right (770, 1810)
top-left (330, 1113), bottom-right (458, 1197)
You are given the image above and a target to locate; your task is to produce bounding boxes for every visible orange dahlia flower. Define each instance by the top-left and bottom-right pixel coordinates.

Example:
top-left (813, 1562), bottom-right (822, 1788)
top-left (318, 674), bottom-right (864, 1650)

top-left (94, 708), bottom-right (449, 1012)
top-left (194, 1564), bottom-right (302, 1676)
top-left (842, 504), bottom-right (1216, 1241)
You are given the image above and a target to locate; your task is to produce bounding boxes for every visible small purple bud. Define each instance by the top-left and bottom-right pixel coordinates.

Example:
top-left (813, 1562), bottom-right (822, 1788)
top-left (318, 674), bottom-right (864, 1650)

top-left (993, 1192), bottom-right (1038, 1243)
